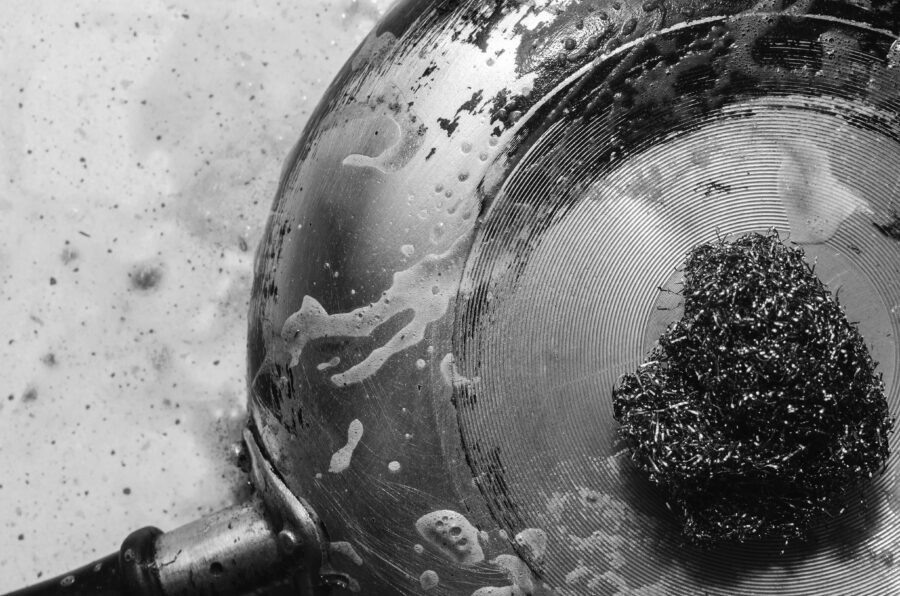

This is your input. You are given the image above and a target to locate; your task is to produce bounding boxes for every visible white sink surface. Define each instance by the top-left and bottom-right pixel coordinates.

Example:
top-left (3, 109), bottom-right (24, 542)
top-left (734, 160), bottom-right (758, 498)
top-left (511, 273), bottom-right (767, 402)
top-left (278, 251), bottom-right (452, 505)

top-left (0, 0), bottom-right (393, 589)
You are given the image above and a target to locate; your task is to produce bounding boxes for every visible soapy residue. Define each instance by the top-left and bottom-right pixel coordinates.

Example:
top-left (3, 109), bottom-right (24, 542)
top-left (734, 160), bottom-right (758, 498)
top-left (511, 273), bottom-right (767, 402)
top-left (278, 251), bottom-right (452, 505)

top-left (471, 587), bottom-right (515, 596)
top-left (415, 510), bottom-right (485, 564)
top-left (419, 570), bottom-right (440, 591)
top-left (342, 111), bottom-right (424, 175)
top-left (778, 136), bottom-right (871, 243)
top-left (540, 453), bottom-right (679, 594)
top-left (316, 356), bottom-right (341, 371)
top-left (329, 541), bottom-right (363, 566)
top-left (493, 554), bottom-right (535, 594)
top-left (514, 528), bottom-right (548, 564)
top-left (440, 353), bottom-right (478, 389)
top-left (281, 232), bottom-right (471, 386)
top-left (328, 419), bottom-right (363, 474)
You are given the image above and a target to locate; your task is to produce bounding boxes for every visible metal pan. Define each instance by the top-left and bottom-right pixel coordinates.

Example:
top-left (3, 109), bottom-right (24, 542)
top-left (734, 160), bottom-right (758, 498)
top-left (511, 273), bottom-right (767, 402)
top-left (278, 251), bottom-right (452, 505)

top-left (6, 0), bottom-right (900, 594)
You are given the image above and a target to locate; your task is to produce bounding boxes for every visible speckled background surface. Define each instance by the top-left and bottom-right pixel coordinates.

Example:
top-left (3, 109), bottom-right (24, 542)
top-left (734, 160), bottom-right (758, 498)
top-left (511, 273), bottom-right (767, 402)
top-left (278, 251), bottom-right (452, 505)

top-left (0, 1), bottom-right (393, 590)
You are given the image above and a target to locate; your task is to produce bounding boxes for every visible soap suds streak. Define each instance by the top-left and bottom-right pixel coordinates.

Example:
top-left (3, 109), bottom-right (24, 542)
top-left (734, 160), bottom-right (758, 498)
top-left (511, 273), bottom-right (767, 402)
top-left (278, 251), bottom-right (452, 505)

top-left (330, 540), bottom-right (364, 565)
top-left (282, 231), bottom-right (472, 386)
top-left (329, 419), bottom-right (364, 474)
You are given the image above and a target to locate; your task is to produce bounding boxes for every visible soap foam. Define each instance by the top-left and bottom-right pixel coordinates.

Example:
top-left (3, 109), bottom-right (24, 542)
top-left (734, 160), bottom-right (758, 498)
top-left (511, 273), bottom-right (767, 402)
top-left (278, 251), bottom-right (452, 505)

top-left (492, 554), bottom-right (534, 594)
top-left (777, 136), bottom-right (871, 244)
top-left (471, 587), bottom-right (515, 596)
top-left (419, 570), bottom-right (439, 591)
top-left (514, 528), bottom-right (548, 564)
top-left (328, 419), bottom-right (363, 474)
top-left (414, 509), bottom-right (485, 564)
top-left (282, 232), bottom-right (471, 386)
top-left (329, 541), bottom-right (363, 566)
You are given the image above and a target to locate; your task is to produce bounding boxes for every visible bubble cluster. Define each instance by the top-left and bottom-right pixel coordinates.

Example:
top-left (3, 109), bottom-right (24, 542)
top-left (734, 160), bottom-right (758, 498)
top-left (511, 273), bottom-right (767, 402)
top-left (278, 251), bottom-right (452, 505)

top-left (613, 231), bottom-right (894, 544)
top-left (414, 510), bottom-right (484, 564)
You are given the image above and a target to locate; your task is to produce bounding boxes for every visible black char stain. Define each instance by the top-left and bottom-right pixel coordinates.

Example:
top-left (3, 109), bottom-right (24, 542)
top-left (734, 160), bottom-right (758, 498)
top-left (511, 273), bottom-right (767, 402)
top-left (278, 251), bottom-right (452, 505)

top-left (874, 211), bottom-right (900, 240)
top-left (437, 116), bottom-right (460, 136)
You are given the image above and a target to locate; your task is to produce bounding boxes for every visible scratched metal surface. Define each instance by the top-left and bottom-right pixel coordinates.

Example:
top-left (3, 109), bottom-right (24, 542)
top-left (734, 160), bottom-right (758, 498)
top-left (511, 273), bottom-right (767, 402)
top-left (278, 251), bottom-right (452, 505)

top-left (247, 0), bottom-right (900, 594)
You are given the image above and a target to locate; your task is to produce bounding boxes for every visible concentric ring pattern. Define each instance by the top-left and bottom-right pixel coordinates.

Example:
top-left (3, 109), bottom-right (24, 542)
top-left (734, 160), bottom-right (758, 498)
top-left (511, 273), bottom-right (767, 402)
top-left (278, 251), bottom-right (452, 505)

top-left (452, 14), bottom-right (900, 596)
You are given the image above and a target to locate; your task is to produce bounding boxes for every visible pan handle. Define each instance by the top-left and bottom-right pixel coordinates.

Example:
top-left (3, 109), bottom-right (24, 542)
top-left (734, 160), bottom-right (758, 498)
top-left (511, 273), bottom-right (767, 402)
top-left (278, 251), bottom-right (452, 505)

top-left (3, 500), bottom-right (324, 596)
top-left (4, 527), bottom-right (164, 596)
top-left (3, 430), bottom-right (330, 596)
top-left (3, 500), bottom-right (323, 596)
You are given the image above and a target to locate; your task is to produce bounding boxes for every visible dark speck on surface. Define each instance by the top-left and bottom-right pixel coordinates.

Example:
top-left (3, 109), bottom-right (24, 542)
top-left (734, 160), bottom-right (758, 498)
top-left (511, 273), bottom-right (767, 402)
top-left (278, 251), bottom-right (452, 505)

top-left (437, 116), bottom-right (459, 136)
top-left (49, 277), bottom-right (57, 286)
top-left (40, 353), bottom-right (57, 367)
top-left (123, 487), bottom-right (132, 495)
top-left (60, 246), bottom-right (78, 264)
top-left (22, 387), bottom-right (37, 402)
top-left (130, 265), bottom-right (162, 290)
top-left (874, 211), bottom-right (900, 240)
